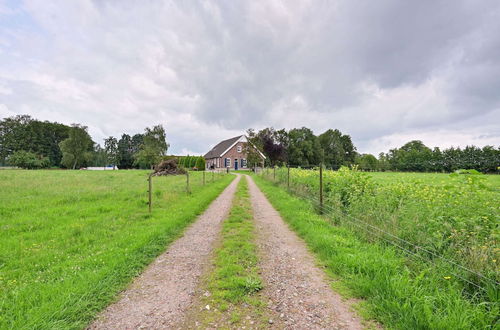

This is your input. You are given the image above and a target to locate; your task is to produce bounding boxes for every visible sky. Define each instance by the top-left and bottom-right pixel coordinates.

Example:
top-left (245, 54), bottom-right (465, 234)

top-left (1, 0), bottom-right (499, 155)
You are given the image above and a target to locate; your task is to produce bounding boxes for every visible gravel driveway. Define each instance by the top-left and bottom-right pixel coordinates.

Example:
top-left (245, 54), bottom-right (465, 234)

top-left (89, 175), bottom-right (240, 330)
top-left (246, 175), bottom-right (363, 330)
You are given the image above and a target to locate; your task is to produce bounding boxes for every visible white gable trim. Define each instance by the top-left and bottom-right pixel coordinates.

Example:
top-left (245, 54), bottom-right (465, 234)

top-left (220, 135), bottom-right (266, 160)
top-left (220, 135), bottom-right (246, 157)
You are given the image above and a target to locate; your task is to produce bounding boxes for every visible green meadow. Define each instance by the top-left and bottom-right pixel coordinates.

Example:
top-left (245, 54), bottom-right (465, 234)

top-left (0, 170), bottom-right (234, 329)
top-left (256, 169), bottom-right (499, 329)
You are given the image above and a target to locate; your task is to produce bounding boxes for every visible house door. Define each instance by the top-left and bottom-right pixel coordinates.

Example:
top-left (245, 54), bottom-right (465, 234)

top-left (234, 159), bottom-right (238, 170)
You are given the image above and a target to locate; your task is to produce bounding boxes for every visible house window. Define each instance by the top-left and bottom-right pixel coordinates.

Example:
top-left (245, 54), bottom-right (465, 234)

top-left (225, 158), bottom-right (231, 167)
top-left (237, 145), bottom-right (242, 153)
top-left (241, 159), bottom-right (246, 167)
top-left (217, 158), bottom-right (220, 168)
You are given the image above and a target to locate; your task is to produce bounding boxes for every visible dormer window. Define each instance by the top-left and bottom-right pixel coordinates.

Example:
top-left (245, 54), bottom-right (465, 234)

top-left (237, 145), bottom-right (242, 152)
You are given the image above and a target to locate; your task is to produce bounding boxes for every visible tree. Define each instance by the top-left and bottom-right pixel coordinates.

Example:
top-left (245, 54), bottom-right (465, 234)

top-left (91, 144), bottom-right (107, 167)
top-left (59, 125), bottom-right (94, 169)
top-left (287, 127), bottom-right (322, 166)
top-left (117, 134), bottom-right (134, 169)
top-left (260, 128), bottom-right (288, 166)
top-left (195, 156), bottom-right (205, 170)
top-left (387, 140), bottom-right (433, 171)
top-left (190, 156), bottom-right (198, 168)
top-left (8, 150), bottom-right (50, 169)
top-left (104, 136), bottom-right (119, 169)
top-left (133, 125), bottom-right (169, 169)
top-left (0, 115), bottom-right (71, 167)
top-left (355, 154), bottom-right (378, 171)
top-left (318, 129), bottom-right (356, 169)
top-left (318, 129), bottom-right (344, 169)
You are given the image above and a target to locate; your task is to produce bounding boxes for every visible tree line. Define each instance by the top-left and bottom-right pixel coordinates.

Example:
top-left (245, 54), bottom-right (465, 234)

top-left (245, 127), bottom-right (356, 169)
top-left (0, 115), bottom-right (169, 169)
top-left (246, 127), bottom-right (499, 173)
top-left (357, 140), bottom-right (499, 173)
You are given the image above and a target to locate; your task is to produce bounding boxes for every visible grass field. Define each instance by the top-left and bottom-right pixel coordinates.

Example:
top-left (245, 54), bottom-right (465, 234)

top-left (264, 168), bottom-right (499, 282)
top-left (0, 169), bottom-right (234, 329)
top-left (252, 173), bottom-right (499, 329)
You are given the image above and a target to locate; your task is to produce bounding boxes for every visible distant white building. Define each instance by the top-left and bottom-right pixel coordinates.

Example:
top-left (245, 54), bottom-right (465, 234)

top-left (84, 166), bottom-right (118, 170)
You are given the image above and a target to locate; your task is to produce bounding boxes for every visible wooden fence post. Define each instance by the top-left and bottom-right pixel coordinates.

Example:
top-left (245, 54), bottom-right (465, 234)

top-left (203, 171), bottom-right (205, 185)
top-left (287, 165), bottom-right (290, 190)
top-left (186, 171), bottom-right (190, 194)
top-left (212, 170), bottom-right (214, 182)
top-left (273, 166), bottom-right (276, 181)
top-left (148, 173), bottom-right (152, 213)
top-left (319, 164), bottom-right (323, 214)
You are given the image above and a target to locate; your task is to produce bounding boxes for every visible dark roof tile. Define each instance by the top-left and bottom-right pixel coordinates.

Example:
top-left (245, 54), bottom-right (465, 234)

top-left (204, 135), bottom-right (243, 158)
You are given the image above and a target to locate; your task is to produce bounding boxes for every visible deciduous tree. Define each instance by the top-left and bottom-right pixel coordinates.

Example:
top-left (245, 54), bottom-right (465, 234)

top-left (59, 125), bottom-right (94, 169)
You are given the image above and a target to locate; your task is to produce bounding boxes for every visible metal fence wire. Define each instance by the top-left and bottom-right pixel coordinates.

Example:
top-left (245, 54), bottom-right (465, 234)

top-left (260, 166), bottom-right (499, 294)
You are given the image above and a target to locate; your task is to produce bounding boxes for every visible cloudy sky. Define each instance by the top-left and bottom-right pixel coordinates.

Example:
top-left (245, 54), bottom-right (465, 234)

top-left (1, 0), bottom-right (499, 155)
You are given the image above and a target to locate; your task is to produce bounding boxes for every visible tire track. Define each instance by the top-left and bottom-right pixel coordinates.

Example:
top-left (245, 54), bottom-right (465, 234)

top-left (89, 175), bottom-right (241, 330)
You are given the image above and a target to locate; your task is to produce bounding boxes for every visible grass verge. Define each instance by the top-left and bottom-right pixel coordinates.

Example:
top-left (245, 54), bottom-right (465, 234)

top-left (251, 174), bottom-right (498, 330)
top-left (0, 170), bottom-right (234, 329)
top-left (185, 177), bottom-right (269, 328)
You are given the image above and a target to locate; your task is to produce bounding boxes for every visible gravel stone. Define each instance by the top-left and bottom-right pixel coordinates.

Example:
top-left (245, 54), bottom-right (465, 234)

top-left (245, 175), bottom-right (363, 330)
top-left (88, 175), bottom-right (240, 329)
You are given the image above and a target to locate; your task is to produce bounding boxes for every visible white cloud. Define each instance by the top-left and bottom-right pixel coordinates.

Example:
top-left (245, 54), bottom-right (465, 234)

top-left (0, 0), bottom-right (498, 155)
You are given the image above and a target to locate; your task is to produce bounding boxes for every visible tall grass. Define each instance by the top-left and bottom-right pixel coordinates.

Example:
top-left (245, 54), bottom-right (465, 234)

top-left (254, 170), bottom-right (499, 329)
top-left (0, 170), bottom-right (234, 329)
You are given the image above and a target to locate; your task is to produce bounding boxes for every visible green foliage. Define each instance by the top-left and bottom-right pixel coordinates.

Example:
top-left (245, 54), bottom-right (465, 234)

top-left (116, 134), bottom-right (134, 169)
top-left (253, 173), bottom-right (499, 329)
top-left (8, 150), bottom-right (50, 169)
top-left (355, 153), bottom-right (379, 171)
top-left (319, 129), bottom-right (356, 169)
top-left (287, 127), bottom-right (322, 166)
top-left (59, 125), bottom-right (94, 169)
top-left (104, 136), bottom-right (119, 168)
top-left (195, 156), bottom-right (205, 170)
top-left (0, 115), bottom-right (71, 166)
top-left (244, 129), bottom-right (264, 168)
top-left (247, 126), bottom-right (355, 168)
top-left (266, 167), bottom-right (499, 284)
top-left (133, 125), bottom-right (169, 169)
top-left (90, 144), bottom-right (107, 167)
top-left (189, 155), bottom-right (197, 168)
top-left (380, 141), bottom-right (500, 173)
top-left (0, 170), bottom-right (234, 328)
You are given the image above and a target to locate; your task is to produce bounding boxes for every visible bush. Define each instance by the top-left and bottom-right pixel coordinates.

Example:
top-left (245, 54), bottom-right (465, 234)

top-left (8, 151), bottom-right (50, 169)
top-left (195, 157), bottom-right (206, 171)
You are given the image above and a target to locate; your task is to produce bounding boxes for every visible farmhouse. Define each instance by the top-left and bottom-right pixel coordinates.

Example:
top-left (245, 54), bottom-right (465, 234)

top-left (204, 135), bottom-right (265, 170)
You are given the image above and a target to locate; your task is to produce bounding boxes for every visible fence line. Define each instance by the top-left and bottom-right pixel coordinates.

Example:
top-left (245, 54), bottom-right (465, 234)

top-left (260, 167), bottom-right (499, 291)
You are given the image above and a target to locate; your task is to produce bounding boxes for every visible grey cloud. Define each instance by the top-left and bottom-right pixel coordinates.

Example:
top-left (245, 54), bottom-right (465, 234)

top-left (0, 0), bottom-right (499, 155)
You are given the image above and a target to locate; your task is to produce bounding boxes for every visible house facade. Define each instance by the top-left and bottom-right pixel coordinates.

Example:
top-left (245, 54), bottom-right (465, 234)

top-left (204, 135), bottom-right (265, 170)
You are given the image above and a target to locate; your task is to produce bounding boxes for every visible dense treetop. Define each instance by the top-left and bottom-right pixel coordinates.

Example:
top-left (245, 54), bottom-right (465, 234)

top-left (1, 115), bottom-right (498, 172)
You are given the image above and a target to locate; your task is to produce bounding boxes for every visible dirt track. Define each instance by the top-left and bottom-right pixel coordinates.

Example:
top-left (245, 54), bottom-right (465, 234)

top-left (89, 175), bottom-right (241, 329)
top-left (90, 173), bottom-right (364, 329)
top-left (246, 175), bottom-right (363, 330)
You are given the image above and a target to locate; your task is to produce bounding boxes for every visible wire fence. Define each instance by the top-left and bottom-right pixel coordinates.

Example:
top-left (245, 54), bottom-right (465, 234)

top-left (259, 166), bottom-right (499, 295)
top-left (0, 170), bottom-right (231, 213)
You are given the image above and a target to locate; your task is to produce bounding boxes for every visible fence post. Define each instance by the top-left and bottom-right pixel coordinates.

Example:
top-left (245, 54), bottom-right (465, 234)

top-left (203, 171), bottom-right (205, 185)
top-left (148, 173), bottom-right (153, 213)
top-left (287, 165), bottom-right (290, 190)
top-left (212, 170), bottom-right (214, 182)
top-left (186, 171), bottom-right (190, 194)
top-left (273, 166), bottom-right (276, 181)
top-left (319, 164), bottom-right (323, 214)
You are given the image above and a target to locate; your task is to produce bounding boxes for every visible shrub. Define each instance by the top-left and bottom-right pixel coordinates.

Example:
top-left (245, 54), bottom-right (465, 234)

top-left (195, 157), bottom-right (206, 171)
top-left (8, 151), bottom-right (50, 169)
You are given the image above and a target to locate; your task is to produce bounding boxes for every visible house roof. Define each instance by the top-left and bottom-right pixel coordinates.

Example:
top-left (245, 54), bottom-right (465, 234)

top-left (204, 135), bottom-right (244, 159)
